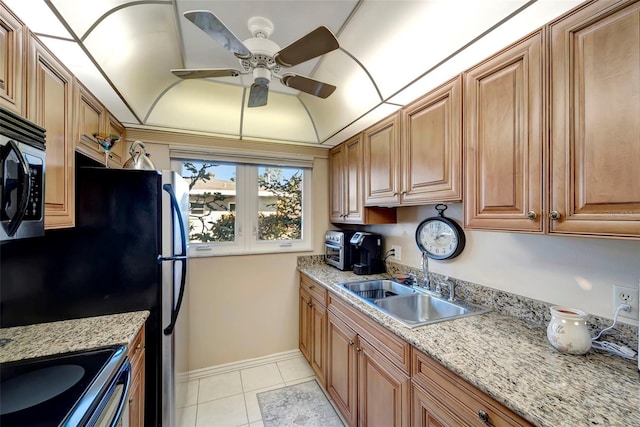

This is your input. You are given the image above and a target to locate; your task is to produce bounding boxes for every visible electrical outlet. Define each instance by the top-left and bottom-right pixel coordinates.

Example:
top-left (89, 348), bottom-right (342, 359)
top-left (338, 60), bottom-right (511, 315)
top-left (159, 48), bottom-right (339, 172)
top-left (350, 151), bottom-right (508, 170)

top-left (613, 285), bottom-right (639, 320)
top-left (390, 245), bottom-right (401, 261)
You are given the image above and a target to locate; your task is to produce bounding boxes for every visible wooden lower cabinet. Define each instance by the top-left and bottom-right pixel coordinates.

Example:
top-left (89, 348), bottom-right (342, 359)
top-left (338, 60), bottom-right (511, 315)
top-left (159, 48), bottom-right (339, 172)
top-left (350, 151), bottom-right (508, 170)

top-left (412, 348), bottom-right (533, 427)
top-left (412, 381), bottom-right (466, 427)
top-left (327, 308), bottom-right (410, 427)
top-left (299, 274), bottom-right (328, 386)
top-left (358, 335), bottom-right (410, 427)
top-left (127, 324), bottom-right (146, 427)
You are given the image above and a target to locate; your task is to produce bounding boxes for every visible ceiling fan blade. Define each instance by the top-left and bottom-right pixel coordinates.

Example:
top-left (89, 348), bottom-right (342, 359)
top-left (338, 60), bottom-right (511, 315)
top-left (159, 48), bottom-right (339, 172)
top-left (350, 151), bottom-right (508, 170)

top-left (171, 68), bottom-right (241, 79)
top-left (274, 26), bottom-right (339, 67)
top-left (281, 74), bottom-right (336, 99)
top-left (183, 10), bottom-right (251, 59)
top-left (248, 83), bottom-right (269, 108)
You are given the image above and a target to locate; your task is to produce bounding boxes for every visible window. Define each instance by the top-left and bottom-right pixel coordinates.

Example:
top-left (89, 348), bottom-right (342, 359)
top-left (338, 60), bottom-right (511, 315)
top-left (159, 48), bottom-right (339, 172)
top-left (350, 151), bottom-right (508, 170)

top-left (173, 157), bottom-right (312, 256)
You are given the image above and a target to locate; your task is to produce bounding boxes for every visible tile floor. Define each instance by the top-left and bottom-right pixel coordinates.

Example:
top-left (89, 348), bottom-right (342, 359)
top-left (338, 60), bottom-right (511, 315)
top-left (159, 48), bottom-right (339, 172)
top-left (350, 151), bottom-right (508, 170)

top-left (177, 354), bottom-right (342, 427)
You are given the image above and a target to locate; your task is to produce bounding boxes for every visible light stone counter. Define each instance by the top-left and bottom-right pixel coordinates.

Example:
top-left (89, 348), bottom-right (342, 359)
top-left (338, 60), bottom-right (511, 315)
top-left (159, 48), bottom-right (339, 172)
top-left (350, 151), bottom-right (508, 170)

top-left (0, 311), bottom-right (149, 363)
top-left (298, 264), bottom-right (640, 427)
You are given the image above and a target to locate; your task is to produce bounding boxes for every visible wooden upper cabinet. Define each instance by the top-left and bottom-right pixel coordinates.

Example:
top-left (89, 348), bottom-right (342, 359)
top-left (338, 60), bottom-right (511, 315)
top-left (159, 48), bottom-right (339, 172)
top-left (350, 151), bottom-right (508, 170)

top-left (364, 112), bottom-right (401, 206)
top-left (0, 3), bottom-right (25, 115)
top-left (75, 83), bottom-right (107, 161)
top-left (329, 135), bottom-right (396, 225)
top-left (549, 0), bottom-right (640, 238)
top-left (27, 34), bottom-right (75, 229)
top-left (106, 113), bottom-right (125, 167)
top-left (330, 135), bottom-right (364, 224)
top-left (464, 29), bottom-right (545, 232)
top-left (401, 76), bottom-right (462, 205)
top-left (76, 83), bottom-right (127, 168)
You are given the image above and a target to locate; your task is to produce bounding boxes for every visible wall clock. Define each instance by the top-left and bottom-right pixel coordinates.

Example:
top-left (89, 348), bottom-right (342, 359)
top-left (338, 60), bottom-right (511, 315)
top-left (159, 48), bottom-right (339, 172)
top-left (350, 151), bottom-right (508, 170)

top-left (415, 204), bottom-right (466, 260)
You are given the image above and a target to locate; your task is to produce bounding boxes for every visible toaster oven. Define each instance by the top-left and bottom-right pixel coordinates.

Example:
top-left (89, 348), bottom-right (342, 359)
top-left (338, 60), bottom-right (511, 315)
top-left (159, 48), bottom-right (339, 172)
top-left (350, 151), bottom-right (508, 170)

top-left (325, 230), bottom-right (356, 271)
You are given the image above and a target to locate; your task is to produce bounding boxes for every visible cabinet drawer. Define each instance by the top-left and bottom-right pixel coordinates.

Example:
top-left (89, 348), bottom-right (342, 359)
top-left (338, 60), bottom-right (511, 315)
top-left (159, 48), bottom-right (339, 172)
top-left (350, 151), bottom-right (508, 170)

top-left (328, 293), bottom-right (410, 373)
top-left (412, 349), bottom-right (533, 427)
top-left (300, 274), bottom-right (327, 306)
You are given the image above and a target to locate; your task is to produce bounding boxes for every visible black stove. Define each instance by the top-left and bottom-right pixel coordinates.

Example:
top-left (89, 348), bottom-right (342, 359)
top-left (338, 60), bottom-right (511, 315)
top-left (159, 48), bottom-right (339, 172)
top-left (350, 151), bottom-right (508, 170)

top-left (0, 345), bottom-right (128, 427)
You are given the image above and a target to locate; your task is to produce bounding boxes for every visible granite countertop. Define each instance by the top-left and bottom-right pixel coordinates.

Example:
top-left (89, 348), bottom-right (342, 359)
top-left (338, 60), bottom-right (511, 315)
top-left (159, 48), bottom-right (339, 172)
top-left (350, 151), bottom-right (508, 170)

top-left (0, 311), bottom-right (149, 363)
top-left (298, 265), bottom-right (640, 427)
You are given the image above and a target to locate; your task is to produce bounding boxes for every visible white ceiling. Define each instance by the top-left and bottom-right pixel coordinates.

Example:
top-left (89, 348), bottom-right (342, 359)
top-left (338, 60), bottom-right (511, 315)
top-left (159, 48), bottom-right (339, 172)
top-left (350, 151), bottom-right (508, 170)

top-left (5, 0), bottom-right (586, 147)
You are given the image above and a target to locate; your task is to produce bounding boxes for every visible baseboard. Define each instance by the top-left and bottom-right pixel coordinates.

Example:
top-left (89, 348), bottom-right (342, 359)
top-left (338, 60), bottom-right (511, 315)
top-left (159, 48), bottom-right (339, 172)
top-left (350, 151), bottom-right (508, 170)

top-left (183, 349), bottom-right (304, 381)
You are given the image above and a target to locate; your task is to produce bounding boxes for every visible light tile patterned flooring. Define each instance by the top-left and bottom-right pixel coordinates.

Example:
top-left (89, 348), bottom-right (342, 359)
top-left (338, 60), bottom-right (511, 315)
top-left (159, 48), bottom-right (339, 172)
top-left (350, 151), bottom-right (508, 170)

top-left (177, 354), bottom-right (340, 427)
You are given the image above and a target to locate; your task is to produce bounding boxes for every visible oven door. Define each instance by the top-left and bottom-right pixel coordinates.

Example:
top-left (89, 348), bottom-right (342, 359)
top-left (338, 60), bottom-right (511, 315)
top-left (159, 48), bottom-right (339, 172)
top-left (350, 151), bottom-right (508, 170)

top-left (91, 360), bottom-right (131, 427)
top-left (325, 242), bottom-right (345, 270)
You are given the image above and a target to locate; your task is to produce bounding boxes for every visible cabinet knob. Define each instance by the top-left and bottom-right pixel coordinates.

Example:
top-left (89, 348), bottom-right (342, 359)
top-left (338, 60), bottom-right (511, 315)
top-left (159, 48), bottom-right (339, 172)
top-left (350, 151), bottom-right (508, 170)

top-left (477, 410), bottom-right (490, 424)
top-left (308, 285), bottom-right (314, 290)
top-left (356, 347), bottom-right (362, 353)
top-left (526, 210), bottom-right (538, 220)
top-left (401, 191), bottom-right (407, 195)
top-left (549, 211), bottom-right (561, 220)
top-left (307, 302), bottom-right (312, 308)
top-left (348, 340), bottom-right (354, 346)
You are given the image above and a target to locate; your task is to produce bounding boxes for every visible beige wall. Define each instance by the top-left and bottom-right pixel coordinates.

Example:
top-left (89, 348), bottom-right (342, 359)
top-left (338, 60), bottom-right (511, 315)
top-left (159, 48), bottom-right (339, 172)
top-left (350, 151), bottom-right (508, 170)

top-left (369, 204), bottom-right (640, 326)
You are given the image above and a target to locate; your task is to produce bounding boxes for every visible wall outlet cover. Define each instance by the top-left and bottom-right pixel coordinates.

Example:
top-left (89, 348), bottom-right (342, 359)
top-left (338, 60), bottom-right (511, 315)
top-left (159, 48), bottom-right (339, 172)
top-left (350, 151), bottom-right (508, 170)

top-left (613, 285), bottom-right (639, 320)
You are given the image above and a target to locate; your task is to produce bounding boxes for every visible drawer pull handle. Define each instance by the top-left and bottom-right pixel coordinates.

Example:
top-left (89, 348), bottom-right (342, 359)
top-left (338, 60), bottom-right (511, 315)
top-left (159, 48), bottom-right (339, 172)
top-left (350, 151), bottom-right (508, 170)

top-left (478, 410), bottom-right (491, 425)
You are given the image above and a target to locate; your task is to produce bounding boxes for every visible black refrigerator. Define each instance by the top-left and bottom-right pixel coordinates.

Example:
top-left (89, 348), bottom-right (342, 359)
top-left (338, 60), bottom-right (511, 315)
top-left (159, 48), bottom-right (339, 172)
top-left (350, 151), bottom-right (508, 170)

top-left (0, 164), bottom-right (190, 427)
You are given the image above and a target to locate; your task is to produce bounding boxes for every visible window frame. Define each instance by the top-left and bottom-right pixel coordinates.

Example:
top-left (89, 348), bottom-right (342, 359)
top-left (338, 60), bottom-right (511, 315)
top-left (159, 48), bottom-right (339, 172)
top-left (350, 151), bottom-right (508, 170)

top-left (171, 158), bottom-right (313, 257)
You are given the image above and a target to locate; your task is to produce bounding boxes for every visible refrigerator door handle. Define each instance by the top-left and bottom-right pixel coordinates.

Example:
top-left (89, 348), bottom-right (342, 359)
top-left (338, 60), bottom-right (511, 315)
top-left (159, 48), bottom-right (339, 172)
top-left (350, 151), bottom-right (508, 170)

top-left (161, 183), bottom-right (188, 336)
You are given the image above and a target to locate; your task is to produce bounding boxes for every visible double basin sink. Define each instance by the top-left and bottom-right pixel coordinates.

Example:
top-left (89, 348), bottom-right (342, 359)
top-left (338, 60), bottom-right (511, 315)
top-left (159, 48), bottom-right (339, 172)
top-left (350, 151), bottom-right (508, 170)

top-left (341, 279), bottom-right (489, 328)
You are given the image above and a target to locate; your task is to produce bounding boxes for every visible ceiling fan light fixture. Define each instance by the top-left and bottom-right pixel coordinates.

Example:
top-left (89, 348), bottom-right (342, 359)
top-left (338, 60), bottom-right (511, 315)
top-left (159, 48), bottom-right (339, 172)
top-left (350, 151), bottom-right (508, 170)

top-left (253, 67), bottom-right (271, 86)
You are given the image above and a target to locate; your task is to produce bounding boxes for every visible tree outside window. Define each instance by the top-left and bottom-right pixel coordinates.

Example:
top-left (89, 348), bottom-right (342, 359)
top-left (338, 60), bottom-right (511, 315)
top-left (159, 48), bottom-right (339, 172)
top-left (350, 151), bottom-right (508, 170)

top-left (183, 162), bottom-right (303, 243)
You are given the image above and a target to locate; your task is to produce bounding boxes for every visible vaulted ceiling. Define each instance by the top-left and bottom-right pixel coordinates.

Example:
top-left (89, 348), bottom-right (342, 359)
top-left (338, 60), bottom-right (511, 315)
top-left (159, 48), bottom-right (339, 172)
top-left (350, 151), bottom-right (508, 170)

top-left (6, 0), bottom-right (585, 147)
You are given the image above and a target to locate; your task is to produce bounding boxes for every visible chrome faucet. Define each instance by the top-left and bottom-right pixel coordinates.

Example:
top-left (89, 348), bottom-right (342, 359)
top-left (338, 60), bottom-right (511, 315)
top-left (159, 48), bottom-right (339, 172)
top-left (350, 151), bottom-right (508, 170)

top-left (438, 277), bottom-right (455, 301)
top-left (421, 252), bottom-right (430, 289)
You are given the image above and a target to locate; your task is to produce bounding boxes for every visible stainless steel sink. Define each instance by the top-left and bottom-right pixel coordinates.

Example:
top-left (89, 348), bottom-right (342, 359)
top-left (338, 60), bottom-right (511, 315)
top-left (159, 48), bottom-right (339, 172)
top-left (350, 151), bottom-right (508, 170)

top-left (340, 279), bottom-right (490, 328)
top-left (342, 280), bottom-right (416, 301)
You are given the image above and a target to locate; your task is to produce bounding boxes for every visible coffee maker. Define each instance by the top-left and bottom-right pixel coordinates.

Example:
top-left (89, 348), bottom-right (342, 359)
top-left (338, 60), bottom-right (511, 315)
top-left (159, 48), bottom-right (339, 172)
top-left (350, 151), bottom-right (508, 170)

top-left (350, 232), bottom-right (384, 275)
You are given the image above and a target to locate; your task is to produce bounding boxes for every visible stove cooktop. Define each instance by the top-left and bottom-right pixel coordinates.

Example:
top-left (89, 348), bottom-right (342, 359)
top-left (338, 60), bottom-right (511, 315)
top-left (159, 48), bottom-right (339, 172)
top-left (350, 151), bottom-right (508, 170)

top-left (0, 346), bottom-right (124, 427)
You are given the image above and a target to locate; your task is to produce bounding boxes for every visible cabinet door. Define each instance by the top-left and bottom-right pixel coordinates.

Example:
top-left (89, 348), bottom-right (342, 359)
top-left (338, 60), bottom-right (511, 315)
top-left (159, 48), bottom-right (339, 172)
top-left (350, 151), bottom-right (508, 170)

top-left (412, 382), bottom-right (465, 427)
top-left (128, 325), bottom-right (145, 427)
top-left (327, 312), bottom-right (358, 427)
top-left (402, 76), bottom-right (462, 205)
top-left (329, 144), bottom-right (345, 222)
top-left (343, 134), bottom-right (364, 224)
top-left (27, 35), bottom-right (75, 229)
top-left (0, 3), bottom-right (24, 115)
top-left (310, 300), bottom-right (327, 386)
top-left (75, 84), bottom-right (106, 162)
top-left (464, 30), bottom-right (545, 232)
top-left (549, 0), bottom-right (640, 237)
top-left (364, 113), bottom-right (400, 206)
top-left (299, 288), bottom-right (312, 361)
top-left (358, 338), bottom-right (409, 427)
top-left (105, 113), bottom-right (125, 167)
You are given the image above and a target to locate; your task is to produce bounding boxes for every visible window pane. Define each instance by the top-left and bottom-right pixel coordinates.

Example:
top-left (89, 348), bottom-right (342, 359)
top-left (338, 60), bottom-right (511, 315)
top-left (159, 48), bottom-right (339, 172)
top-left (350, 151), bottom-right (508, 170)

top-left (257, 166), bottom-right (303, 241)
top-left (181, 161), bottom-right (236, 243)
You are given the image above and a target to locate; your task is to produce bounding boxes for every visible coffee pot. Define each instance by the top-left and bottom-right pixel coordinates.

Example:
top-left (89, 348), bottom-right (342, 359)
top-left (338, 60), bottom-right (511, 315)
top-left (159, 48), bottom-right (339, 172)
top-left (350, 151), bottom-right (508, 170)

top-left (123, 141), bottom-right (155, 170)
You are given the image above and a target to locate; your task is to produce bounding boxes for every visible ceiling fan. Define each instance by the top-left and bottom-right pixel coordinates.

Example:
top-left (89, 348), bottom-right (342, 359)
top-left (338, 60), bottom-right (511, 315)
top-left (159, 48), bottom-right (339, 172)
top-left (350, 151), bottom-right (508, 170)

top-left (171, 11), bottom-right (340, 107)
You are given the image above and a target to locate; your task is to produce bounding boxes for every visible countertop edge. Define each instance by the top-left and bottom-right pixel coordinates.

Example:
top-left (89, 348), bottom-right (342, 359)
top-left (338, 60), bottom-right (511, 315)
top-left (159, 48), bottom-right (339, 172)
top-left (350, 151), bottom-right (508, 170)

top-left (0, 310), bottom-right (150, 363)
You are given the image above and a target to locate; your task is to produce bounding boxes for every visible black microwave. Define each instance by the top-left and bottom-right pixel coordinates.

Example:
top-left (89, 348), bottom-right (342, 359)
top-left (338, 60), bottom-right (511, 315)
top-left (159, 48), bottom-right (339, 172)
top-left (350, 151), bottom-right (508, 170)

top-left (0, 107), bottom-right (46, 241)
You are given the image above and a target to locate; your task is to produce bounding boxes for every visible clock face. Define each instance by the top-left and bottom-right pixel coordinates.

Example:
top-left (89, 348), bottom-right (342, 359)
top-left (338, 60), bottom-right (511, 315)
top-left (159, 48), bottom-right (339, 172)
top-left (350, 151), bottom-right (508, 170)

top-left (416, 218), bottom-right (465, 260)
